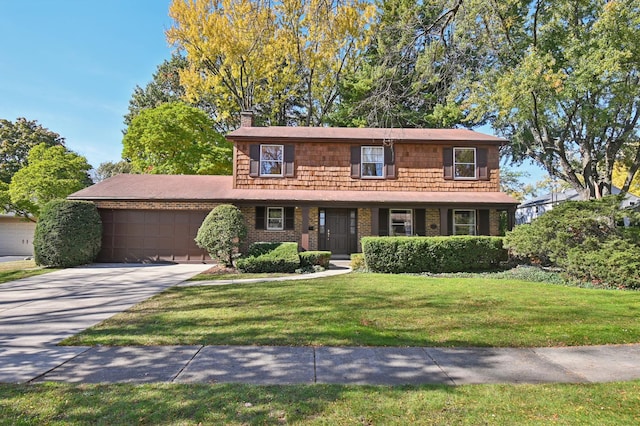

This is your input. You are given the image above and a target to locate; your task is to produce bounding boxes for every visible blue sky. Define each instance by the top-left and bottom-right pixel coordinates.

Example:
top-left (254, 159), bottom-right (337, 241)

top-left (0, 0), bottom-right (173, 169)
top-left (0, 0), bottom-right (547, 187)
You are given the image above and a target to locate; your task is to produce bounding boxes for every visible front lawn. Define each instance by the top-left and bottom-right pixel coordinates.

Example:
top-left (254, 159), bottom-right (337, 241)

top-left (1, 381), bottom-right (639, 425)
top-left (62, 273), bottom-right (640, 347)
top-left (0, 260), bottom-right (53, 284)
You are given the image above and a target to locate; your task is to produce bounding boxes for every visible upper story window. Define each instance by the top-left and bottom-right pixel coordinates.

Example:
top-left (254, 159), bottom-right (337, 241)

top-left (361, 146), bottom-right (384, 178)
top-left (260, 144), bottom-right (284, 176)
top-left (443, 147), bottom-right (489, 181)
top-left (351, 145), bottom-right (396, 179)
top-left (249, 144), bottom-right (295, 178)
top-left (454, 148), bottom-right (476, 179)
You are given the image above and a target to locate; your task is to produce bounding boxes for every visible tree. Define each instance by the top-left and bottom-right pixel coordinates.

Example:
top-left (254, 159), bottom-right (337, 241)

top-left (8, 144), bottom-right (92, 219)
top-left (195, 204), bottom-right (247, 267)
top-left (166, 0), bottom-right (374, 127)
top-left (454, 0), bottom-right (640, 200)
top-left (329, 0), bottom-right (464, 128)
top-left (122, 102), bottom-right (232, 175)
top-left (613, 163), bottom-right (640, 196)
top-left (0, 118), bottom-right (65, 214)
top-left (34, 200), bottom-right (102, 268)
top-left (92, 160), bottom-right (135, 182)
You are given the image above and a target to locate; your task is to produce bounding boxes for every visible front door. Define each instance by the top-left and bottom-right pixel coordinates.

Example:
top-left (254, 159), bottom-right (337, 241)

top-left (319, 209), bottom-right (357, 255)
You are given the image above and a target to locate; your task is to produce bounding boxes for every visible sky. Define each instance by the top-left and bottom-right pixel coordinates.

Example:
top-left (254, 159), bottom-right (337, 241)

top-left (0, 0), bottom-right (547, 187)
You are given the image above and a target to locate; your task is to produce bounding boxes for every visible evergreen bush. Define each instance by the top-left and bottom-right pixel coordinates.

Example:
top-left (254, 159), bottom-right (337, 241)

top-left (299, 251), bottom-right (331, 268)
top-left (236, 242), bottom-right (300, 273)
top-left (195, 204), bottom-right (246, 267)
top-left (362, 236), bottom-right (506, 273)
top-left (34, 200), bottom-right (102, 268)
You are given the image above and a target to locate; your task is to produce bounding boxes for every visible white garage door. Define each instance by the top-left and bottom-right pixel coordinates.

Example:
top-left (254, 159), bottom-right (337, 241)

top-left (0, 220), bottom-right (36, 256)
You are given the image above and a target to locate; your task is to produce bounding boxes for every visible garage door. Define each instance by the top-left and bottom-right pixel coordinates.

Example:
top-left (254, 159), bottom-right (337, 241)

top-left (0, 219), bottom-right (36, 256)
top-left (99, 209), bottom-right (212, 263)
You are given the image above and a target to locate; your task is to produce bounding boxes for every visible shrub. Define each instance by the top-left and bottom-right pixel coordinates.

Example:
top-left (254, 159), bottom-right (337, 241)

top-left (34, 200), bottom-right (102, 268)
top-left (246, 242), bottom-right (283, 258)
top-left (195, 204), bottom-right (246, 267)
top-left (563, 239), bottom-right (640, 289)
top-left (362, 236), bottom-right (506, 274)
top-left (299, 251), bottom-right (331, 269)
top-left (350, 253), bottom-right (367, 272)
top-left (236, 242), bottom-right (300, 273)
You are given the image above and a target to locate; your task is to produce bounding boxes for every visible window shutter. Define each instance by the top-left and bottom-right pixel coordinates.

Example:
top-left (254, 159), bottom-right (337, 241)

top-left (447, 209), bottom-right (453, 235)
top-left (284, 207), bottom-right (295, 230)
top-left (350, 146), bottom-right (361, 178)
top-left (284, 145), bottom-right (295, 177)
top-left (255, 206), bottom-right (265, 229)
top-left (378, 208), bottom-right (389, 236)
top-left (384, 146), bottom-right (396, 179)
top-left (414, 209), bottom-right (426, 236)
top-left (443, 147), bottom-right (453, 180)
top-left (477, 148), bottom-right (489, 180)
top-left (249, 145), bottom-right (260, 177)
top-left (478, 209), bottom-right (490, 235)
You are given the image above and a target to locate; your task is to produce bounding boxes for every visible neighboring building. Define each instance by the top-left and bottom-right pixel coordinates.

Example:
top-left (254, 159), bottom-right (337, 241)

top-left (0, 213), bottom-right (36, 256)
top-left (516, 187), bottom-right (640, 225)
top-left (69, 114), bottom-right (519, 262)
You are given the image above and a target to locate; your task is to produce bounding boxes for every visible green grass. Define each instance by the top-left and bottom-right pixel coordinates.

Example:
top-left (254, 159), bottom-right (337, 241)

top-left (62, 273), bottom-right (640, 347)
top-left (0, 260), bottom-right (54, 284)
top-left (188, 271), bottom-right (295, 281)
top-left (1, 381), bottom-right (639, 425)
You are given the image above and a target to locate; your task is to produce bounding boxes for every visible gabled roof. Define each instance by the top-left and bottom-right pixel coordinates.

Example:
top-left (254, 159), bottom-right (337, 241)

top-left (226, 126), bottom-right (507, 144)
top-left (69, 174), bottom-right (519, 207)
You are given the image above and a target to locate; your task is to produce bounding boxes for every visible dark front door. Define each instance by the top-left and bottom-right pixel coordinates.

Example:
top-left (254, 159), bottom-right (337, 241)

top-left (319, 208), bottom-right (357, 255)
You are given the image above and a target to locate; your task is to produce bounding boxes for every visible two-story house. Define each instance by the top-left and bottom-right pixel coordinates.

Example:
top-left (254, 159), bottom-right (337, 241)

top-left (69, 112), bottom-right (519, 262)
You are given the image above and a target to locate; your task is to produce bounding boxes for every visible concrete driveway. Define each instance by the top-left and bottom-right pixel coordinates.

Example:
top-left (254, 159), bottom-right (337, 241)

top-left (0, 263), bottom-right (209, 382)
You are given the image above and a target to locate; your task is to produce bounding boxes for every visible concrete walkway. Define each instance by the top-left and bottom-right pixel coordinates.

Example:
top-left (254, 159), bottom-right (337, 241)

top-left (1, 262), bottom-right (640, 385)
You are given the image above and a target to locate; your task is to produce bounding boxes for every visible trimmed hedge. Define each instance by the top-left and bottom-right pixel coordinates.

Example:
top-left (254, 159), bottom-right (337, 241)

top-left (362, 236), bottom-right (507, 274)
top-left (299, 251), bottom-right (331, 268)
top-left (236, 242), bottom-right (300, 273)
top-left (34, 200), bottom-right (102, 268)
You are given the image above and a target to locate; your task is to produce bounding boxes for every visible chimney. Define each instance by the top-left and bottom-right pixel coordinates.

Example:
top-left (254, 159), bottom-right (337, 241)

top-left (240, 110), bottom-right (254, 127)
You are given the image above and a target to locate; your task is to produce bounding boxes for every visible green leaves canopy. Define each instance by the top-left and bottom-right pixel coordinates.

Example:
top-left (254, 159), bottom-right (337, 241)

top-left (8, 144), bottom-right (92, 219)
top-left (122, 102), bottom-right (232, 175)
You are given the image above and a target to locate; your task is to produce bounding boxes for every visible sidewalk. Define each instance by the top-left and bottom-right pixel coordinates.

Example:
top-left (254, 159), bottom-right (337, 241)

top-left (2, 261), bottom-right (640, 385)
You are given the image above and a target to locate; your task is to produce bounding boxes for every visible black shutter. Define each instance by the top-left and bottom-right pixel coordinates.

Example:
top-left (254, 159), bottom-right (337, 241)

top-left (255, 206), bottom-right (265, 229)
top-left (350, 146), bottom-right (361, 178)
top-left (284, 145), bottom-right (295, 177)
top-left (285, 207), bottom-right (295, 230)
top-left (443, 147), bottom-right (453, 180)
top-left (384, 146), bottom-right (396, 179)
top-left (249, 144), bottom-right (260, 177)
top-left (447, 209), bottom-right (453, 235)
top-left (414, 209), bottom-right (426, 236)
top-left (378, 208), bottom-right (389, 236)
top-left (477, 148), bottom-right (489, 180)
top-left (478, 209), bottom-right (490, 235)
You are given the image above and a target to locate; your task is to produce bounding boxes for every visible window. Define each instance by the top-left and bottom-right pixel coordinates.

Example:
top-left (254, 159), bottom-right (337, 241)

top-left (260, 145), bottom-right (284, 176)
top-left (361, 146), bottom-right (384, 178)
top-left (266, 207), bottom-right (284, 230)
top-left (390, 209), bottom-right (412, 236)
top-left (454, 147), bottom-right (476, 179)
top-left (453, 210), bottom-right (476, 235)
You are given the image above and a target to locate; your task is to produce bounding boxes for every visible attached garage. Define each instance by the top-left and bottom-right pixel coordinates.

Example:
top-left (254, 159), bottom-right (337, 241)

top-left (0, 215), bottom-right (36, 256)
top-left (99, 209), bottom-right (211, 263)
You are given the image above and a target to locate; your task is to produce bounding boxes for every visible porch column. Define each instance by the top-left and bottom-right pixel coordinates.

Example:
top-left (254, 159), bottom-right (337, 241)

top-left (301, 206), bottom-right (310, 250)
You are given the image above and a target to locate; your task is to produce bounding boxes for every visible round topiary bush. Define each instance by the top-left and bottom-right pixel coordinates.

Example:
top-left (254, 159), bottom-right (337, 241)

top-left (34, 200), bottom-right (102, 267)
top-left (195, 204), bottom-right (247, 267)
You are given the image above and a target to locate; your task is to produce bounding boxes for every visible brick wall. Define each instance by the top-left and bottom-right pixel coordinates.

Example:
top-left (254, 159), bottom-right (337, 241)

top-left (234, 142), bottom-right (500, 192)
top-left (93, 201), bottom-right (220, 210)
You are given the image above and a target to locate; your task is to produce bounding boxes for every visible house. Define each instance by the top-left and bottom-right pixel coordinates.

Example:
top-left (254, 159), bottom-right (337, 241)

top-left (0, 213), bottom-right (36, 256)
top-left (516, 186), bottom-right (640, 225)
top-left (69, 113), bottom-right (519, 262)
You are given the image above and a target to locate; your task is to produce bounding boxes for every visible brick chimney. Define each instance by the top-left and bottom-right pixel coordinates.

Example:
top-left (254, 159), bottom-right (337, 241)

top-left (240, 110), bottom-right (254, 127)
